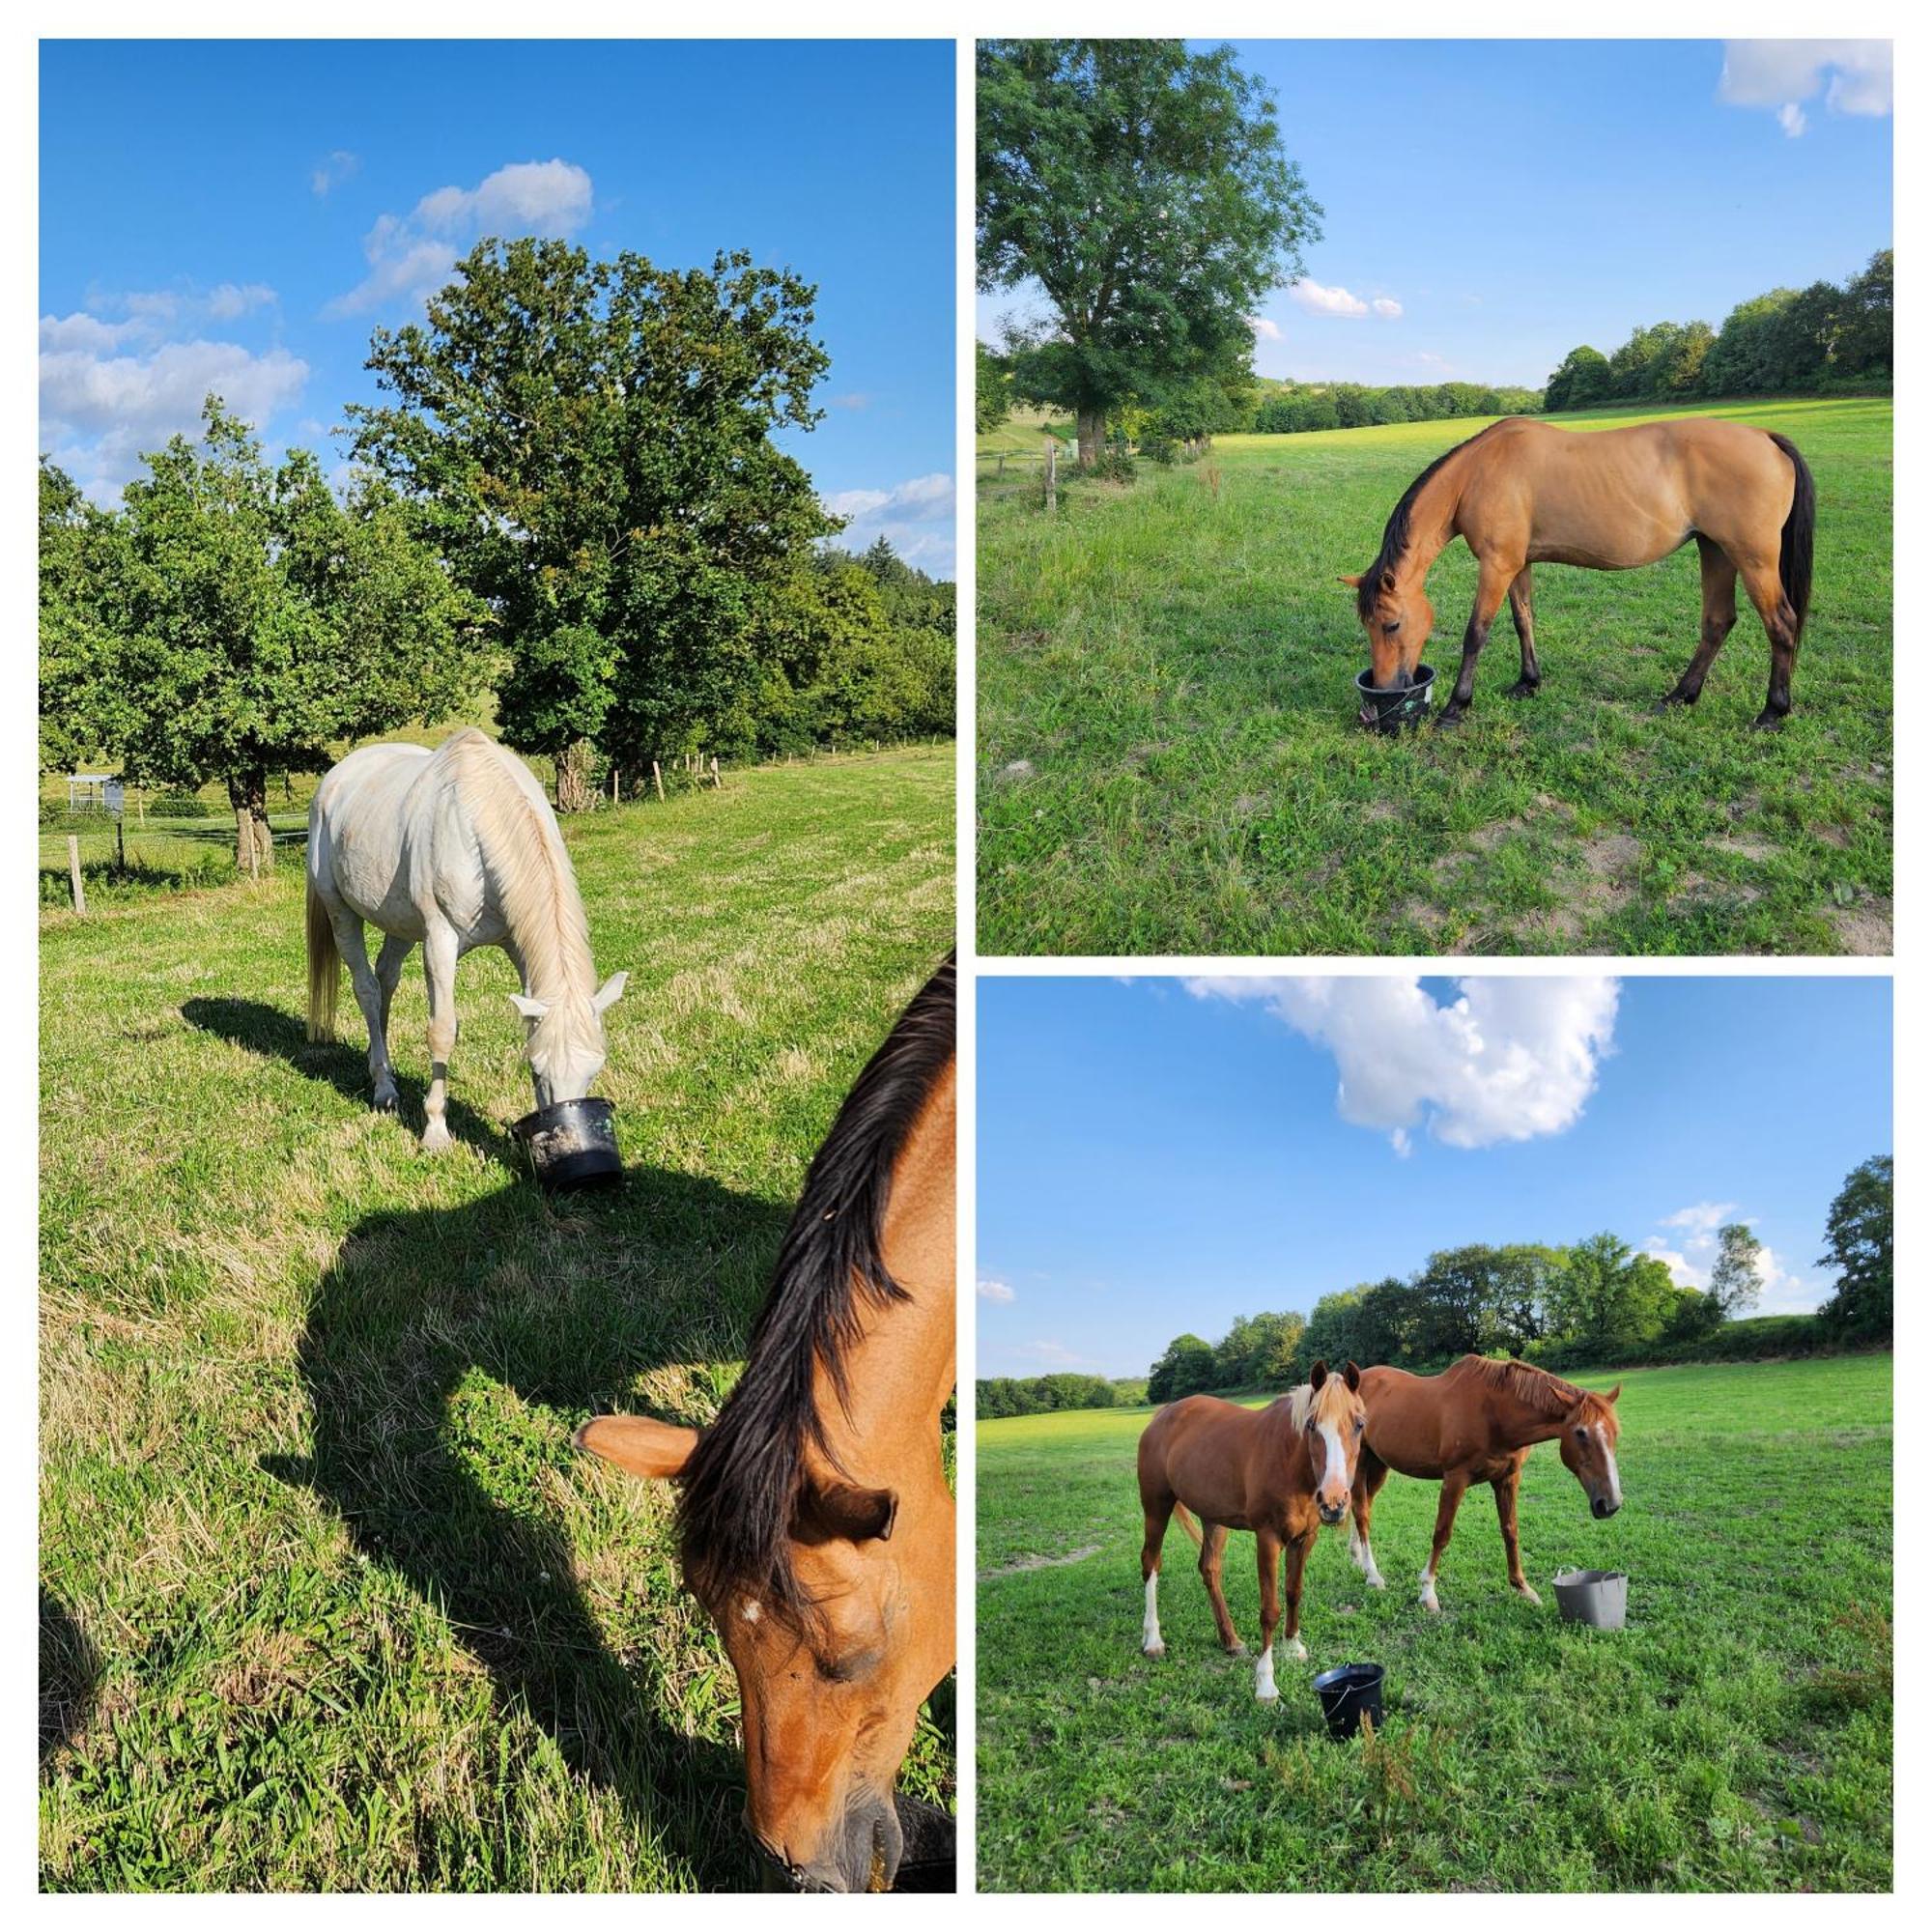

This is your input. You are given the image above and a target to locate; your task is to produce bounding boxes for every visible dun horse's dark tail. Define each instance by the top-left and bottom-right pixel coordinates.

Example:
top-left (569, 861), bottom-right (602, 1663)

top-left (1769, 432), bottom-right (1815, 644)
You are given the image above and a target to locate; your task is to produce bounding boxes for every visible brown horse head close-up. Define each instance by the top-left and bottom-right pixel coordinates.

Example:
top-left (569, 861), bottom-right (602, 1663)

top-left (1300, 1357), bottom-right (1369, 1524)
top-left (1556, 1381), bottom-right (1624, 1519)
top-left (1341, 565), bottom-right (1435, 691)
top-left (578, 960), bottom-right (956, 1892)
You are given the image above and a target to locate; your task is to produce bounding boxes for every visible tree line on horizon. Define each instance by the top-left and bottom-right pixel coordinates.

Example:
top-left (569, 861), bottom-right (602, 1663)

top-left (40, 237), bottom-right (953, 868)
top-left (975, 1156), bottom-right (1889, 1421)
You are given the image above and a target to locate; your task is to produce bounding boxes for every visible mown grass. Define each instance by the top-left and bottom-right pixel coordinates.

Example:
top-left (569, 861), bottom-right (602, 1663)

top-left (978, 398), bottom-right (1892, 955)
top-left (977, 1356), bottom-right (1892, 1892)
top-left (40, 745), bottom-right (954, 1890)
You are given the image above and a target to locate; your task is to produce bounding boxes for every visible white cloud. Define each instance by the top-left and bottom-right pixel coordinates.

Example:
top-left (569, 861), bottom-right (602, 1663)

top-left (206, 282), bottom-right (277, 321)
top-left (823, 470), bottom-right (955, 578)
top-left (1248, 316), bottom-right (1283, 341)
top-left (828, 392), bottom-right (872, 411)
top-left (311, 149), bottom-right (360, 196)
top-left (978, 1278), bottom-right (1016, 1303)
top-left (1289, 280), bottom-right (1404, 322)
top-left (1184, 976), bottom-right (1619, 1151)
top-left (41, 336), bottom-right (309, 503)
top-left (328, 158), bottom-right (594, 316)
top-left (1642, 1205), bottom-right (1821, 1313)
top-left (1018, 1340), bottom-right (1091, 1367)
top-left (1719, 41), bottom-right (1892, 135)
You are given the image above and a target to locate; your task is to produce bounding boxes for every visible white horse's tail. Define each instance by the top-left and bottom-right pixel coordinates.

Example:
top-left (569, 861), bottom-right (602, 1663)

top-left (306, 876), bottom-right (340, 1043)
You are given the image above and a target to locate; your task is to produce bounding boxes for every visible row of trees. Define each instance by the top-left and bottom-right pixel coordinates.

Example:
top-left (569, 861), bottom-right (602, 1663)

top-left (1545, 250), bottom-right (1891, 412)
top-left (1252, 379), bottom-right (1544, 436)
top-left (41, 239), bottom-right (954, 864)
top-left (1143, 1156), bottom-right (1891, 1405)
top-left (975, 1373), bottom-right (1150, 1419)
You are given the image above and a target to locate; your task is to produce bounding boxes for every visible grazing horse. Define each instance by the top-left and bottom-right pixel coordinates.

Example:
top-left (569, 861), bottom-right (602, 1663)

top-left (1136, 1362), bottom-right (1367, 1703)
top-left (1348, 1356), bottom-right (1623, 1613)
top-left (576, 959), bottom-right (955, 1892)
top-left (305, 728), bottom-right (627, 1150)
top-left (1344, 416), bottom-right (1815, 728)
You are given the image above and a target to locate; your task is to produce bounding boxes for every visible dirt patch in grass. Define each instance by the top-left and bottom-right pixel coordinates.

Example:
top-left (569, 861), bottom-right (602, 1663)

top-left (981, 1543), bottom-right (1102, 1581)
top-left (1830, 896), bottom-right (1893, 955)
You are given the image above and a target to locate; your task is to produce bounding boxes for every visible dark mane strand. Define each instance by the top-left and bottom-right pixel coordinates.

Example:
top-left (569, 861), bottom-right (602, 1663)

top-left (676, 955), bottom-right (955, 1626)
top-left (1355, 424), bottom-right (1501, 619)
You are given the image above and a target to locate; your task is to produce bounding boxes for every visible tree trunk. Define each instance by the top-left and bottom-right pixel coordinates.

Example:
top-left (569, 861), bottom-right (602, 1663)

top-left (554, 737), bottom-right (597, 813)
top-left (228, 770), bottom-right (273, 871)
top-left (1076, 407), bottom-right (1104, 469)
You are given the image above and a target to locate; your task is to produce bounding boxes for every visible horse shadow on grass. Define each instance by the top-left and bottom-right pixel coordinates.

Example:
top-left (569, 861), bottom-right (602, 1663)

top-left (270, 1171), bottom-right (792, 1889)
top-left (40, 1587), bottom-right (101, 1764)
top-left (182, 997), bottom-right (518, 1172)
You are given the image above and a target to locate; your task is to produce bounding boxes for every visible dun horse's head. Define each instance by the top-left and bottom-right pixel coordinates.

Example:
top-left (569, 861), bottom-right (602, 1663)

top-left (1341, 569), bottom-right (1434, 690)
top-left (1300, 1359), bottom-right (1368, 1524)
top-left (1557, 1384), bottom-right (1624, 1519)
top-left (508, 972), bottom-right (626, 1107)
top-left (574, 1413), bottom-right (952, 1891)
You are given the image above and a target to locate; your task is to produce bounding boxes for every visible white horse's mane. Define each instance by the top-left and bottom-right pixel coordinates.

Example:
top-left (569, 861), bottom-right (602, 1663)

top-left (443, 730), bottom-right (599, 1023)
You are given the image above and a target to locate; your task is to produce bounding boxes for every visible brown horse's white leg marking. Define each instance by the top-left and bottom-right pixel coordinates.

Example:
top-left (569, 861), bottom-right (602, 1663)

top-left (1349, 1524), bottom-right (1387, 1590)
top-left (1142, 1574), bottom-right (1163, 1657)
top-left (1420, 1473), bottom-right (1469, 1611)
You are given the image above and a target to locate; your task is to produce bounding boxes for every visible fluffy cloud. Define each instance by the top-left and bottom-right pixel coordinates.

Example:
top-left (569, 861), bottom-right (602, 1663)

top-left (1248, 315), bottom-right (1283, 341)
top-left (311, 149), bottom-right (360, 196)
top-left (978, 1278), bottom-right (1016, 1304)
top-left (1719, 41), bottom-right (1892, 134)
top-left (206, 282), bottom-right (277, 320)
top-left (1185, 976), bottom-right (1619, 1151)
top-left (1289, 280), bottom-right (1403, 322)
top-left (823, 470), bottom-right (955, 577)
top-left (1642, 1205), bottom-right (1820, 1313)
top-left (328, 158), bottom-right (594, 316)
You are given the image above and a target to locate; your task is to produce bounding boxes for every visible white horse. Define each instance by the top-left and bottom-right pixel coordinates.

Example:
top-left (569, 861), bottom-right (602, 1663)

top-left (305, 728), bottom-right (627, 1150)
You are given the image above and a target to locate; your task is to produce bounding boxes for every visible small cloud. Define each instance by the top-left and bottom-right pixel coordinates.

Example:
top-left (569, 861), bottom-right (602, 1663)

top-left (1019, 1340), bottom-right (1091, 1367)
top-left (206, 282), bottom-right (276, 320)
top-left (828, 392), bottom-right (872, 411)
top-left (1290, 278), bottom-right (1369, 319)
top-left (1370, 297), bottom-right (1403, 319)
top-left (822, 470), bottom-right (955, 577)
top-left (978, 1278), bottom-right (1016, 1303)
top-left (1248, 315), bottom-right (1283, 341)
top-left (1661, 1202), bottom-right (1738, 1238)
top-left (1719, 40), bottom-right (1892, 135)
top-left (311, 150), bottom-right (360, 196)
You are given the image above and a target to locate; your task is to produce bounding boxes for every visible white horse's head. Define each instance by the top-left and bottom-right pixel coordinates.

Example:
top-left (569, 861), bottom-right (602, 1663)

top-left (509, 972), bottom-right (627, 1108)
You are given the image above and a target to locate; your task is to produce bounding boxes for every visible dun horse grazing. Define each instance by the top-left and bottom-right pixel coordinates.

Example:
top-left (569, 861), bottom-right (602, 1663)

top-left (1344, 416), bottom-right (1815, 727)
top-left (1348, 1355), bottom-right (1623, 1614)
top-left (576, 960), bottom-right (955, 1893)
top-left (1137, 1362), bottom-right (1367, 1702)
top-left (305, 728), bottom-right (627, 1149)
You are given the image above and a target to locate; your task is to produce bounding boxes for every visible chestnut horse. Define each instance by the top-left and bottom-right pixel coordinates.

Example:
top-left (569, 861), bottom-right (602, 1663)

top-left (1347, 1356), bottom-right (1622, 1614)
top-left (1137, 1362), bottom-right (1367, 1702)
top-left (1344, 416), bottom-right (1815, 728)
top-left (576, 958), bottom-right (955, 1892)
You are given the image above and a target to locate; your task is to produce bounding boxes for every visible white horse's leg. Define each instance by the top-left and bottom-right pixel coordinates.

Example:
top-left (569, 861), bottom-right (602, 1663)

top-left (420, 922), bottom-right (460, 1151)
top-left (332, 913), bottom-right (398, 1112)
top-left (369, 934), bottom-right (413, 1112)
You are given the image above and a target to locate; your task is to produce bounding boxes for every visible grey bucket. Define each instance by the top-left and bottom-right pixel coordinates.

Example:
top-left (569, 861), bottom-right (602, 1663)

top-left (1552, 1568), bottom-right (1627, 1631)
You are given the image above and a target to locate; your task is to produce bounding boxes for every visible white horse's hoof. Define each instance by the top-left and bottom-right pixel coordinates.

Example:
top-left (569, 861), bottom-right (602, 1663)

top-left (421, 1121), bottom-right (453, 1153)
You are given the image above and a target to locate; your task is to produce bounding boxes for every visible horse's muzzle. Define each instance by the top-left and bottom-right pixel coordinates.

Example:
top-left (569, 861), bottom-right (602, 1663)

top-left (1318, 1499), bottom-right (1348, 1525)
top-left (751, 1789), bottom-right (904, 1894)
top-left (1592, 1495), bottom-right (1621, 1520)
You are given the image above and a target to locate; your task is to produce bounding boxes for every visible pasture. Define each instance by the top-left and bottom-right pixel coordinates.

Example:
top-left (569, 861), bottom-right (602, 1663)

top-left (39, 745), bottom-right (954, 1890)
top-left (976, 1356), bottom-right (1892, 1891)
top-left (978, 398), bottom-right (1891, 955)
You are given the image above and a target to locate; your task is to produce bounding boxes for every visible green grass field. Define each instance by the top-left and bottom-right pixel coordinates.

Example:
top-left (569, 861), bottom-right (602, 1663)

top-left (39, 746), bottom-right (954, 1890)
top-left (978, 399), bottom-right (1892, 955)
top-left (977, 1357), bottom-right (1892, 1891)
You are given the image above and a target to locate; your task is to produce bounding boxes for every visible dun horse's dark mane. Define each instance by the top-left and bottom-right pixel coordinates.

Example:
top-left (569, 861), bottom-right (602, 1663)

top-left (1356, 423), bottom-right (1505, 619)
top-left (677, 955), bottom-right (955, 1625)
top-left (1460, 1354), bottom-right (1585, 1419)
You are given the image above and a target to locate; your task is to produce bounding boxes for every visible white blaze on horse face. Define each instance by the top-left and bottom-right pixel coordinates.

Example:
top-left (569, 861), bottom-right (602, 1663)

top-left (1255, 1644), bottom-right (1278, 1702)
top-left (1597, 1425), bottom-right (1623, 1512)
top-left (1142, 1574), bottom-right (1163, 1656)
top-left (1318, 1421), bottom-right (1350, 1516)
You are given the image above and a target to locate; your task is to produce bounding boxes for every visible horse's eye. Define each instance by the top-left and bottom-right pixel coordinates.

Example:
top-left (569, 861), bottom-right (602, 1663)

top-left (1576, 1428), bottom-right (1588, 1441)
top-left (1382, 620), bottom-right (1401, 633)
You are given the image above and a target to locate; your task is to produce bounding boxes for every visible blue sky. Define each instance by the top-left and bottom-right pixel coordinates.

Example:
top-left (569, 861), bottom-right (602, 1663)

top-left (977, 39), bottom-right (1891, 391)
top-left (41, 40), bottom-right (957, 573)
top-left (978, 976), bottom-right (1892, 1379)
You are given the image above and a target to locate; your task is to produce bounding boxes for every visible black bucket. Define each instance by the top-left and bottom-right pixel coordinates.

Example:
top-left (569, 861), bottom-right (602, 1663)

top-left (1312, 1662), bottom-right (1385, 1740)
top-left (890, 1793), bottom-right (956, 1892)
top-left (511, 1095), bottom-right (622, 1191)
top-left (1355, 663), bottom-right (1435, 733)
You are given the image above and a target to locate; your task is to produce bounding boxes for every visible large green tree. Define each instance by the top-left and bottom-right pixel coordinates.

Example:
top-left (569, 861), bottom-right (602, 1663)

top-left (1147, 1332), bottom-right (1217, 1404)
top-left (51, 399), bottom-right (484, 868)
top-left (39, 460), bottom-right (136, 777)
top-left (349, 238), bottom-right (835, 804)
top-left (1544, 1234), bottom-right (1679, 1356)
top-left (1817, 1155), bottom-right (1892, 1340)
top-left (977, 38), bottom-right (1320, 466)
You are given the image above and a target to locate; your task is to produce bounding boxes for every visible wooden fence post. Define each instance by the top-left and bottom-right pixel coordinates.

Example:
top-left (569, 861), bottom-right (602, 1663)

top-left (651, 759), bottom-right (665, 802)
top-left (67, 836), bottom-right (86, 916)
top-left (710, 755), bottom-right (722, 788)
top-left (115, 815), bottom-right (126, 875)
top-left (1043, 435), bottom-right (1057, 513)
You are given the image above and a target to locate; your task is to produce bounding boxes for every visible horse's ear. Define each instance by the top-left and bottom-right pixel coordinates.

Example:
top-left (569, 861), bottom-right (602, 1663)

top-left (1343, 1360), bottom-right (1362, 1392)
top-left (802, 1480), bottom-right (898, 1546)
top-left (1338, 574), bottom-right (1365, 590)
top-left (509, 993), bottom-right (549, 1021)
top-left (574, 1413), bottom-right (698, 1481)
top-left (1309, 1359), bottom-right (1328, 1390)
top-left (592, 971), bottom-right (628, 1013)
top-left (1605, 1383), bottom-right (1622, 1406)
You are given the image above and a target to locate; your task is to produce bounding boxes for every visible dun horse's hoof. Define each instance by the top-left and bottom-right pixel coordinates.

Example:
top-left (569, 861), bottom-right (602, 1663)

top-left (372, 1086), bottom-right (400, 1114)
top-left (1504, 679), bottom-right (1540, 699)
top-left (1435, 706), bottom-right (1467, 729)
top-left (1751, 708), bottom-right (1789, 731)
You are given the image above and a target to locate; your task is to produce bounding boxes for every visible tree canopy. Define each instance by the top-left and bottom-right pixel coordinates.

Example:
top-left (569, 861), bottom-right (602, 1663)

top-left (977, 38), bottom-right (1320, 465)
top-left (1817, 1155), bottom-right (1892, 1340)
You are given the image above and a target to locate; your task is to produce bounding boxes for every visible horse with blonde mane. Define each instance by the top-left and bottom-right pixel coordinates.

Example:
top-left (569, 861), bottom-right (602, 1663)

top-left (305, 727), bottom-right (627, 1149)
top-left (1347, 1355), bottom-right (1623, 1613)
top-left (1137, 1362), bottom-right (1367, 1702)
top-left (1344, 415), bottom-right (1815, 728)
